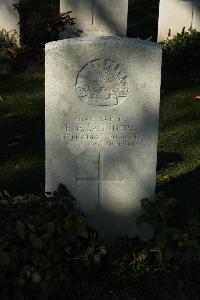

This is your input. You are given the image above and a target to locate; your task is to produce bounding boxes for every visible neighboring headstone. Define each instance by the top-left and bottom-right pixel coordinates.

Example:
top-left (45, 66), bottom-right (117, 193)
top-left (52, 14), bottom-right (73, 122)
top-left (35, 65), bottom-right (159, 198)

top-left (193, 0), bottom-right (200, 29)
top-left (158, 0), bottom-right (200, 42)
top-left (0, 0), bottom-right (20, 45)
top-left (45, 37), bottom-right (162, 239)
top-left (60, 0), bottom-right (128, 39)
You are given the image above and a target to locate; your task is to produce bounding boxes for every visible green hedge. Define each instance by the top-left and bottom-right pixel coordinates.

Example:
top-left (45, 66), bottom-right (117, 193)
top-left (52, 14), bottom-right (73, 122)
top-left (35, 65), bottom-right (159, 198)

top-left (0, 29), bottom-right (18, 73)
top-left (162, 27), bottom-right (200, 81)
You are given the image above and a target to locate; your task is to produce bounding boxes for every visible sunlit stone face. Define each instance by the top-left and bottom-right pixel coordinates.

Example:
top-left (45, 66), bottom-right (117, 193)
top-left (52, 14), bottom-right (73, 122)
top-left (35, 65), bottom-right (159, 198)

top-left (193, 0), bottom-right (200, 29)
top-left (60, 0), bottom-right (128, 38)
top-left (45, 37), bottom-right (162, 239)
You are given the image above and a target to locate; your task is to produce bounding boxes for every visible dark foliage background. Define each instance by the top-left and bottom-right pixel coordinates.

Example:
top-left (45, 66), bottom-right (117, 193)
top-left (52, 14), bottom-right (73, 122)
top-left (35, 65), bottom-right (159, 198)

top-left (15, 0), bottom-right (60, 48)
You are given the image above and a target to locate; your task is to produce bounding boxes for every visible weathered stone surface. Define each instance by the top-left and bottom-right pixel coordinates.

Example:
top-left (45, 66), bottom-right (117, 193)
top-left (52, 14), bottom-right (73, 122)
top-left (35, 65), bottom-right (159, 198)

top-left (158, 0), bottom-right (200, 42)
top-left (0, 0), bottom-right (20, 44)
top-left (193, 0), bottom-right (200, 29)
top-left (60, 0), bottom-right (128, 38)
top-left (45, 37), bottom-right (162, 239)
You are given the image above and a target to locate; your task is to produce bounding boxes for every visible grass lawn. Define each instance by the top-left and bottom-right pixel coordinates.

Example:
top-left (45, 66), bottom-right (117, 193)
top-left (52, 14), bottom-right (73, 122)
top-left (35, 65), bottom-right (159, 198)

top-left (0, 68), bottom-right (45, 195)
top-left (0, 68), bottom-right (200, 203)
top-left (157, 80), bottom-right (200, 222)
top-left (0, 68), bottom-right (199, 300)
top-left (0, 0), bottom-right (199, 201)
top-left (0, 2), bottom-right (200, 297)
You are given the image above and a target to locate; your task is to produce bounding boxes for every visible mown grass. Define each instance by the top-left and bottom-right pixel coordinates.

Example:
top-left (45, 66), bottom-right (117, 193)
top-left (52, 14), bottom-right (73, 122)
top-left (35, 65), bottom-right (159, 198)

top-left (0, 68), bottom-right (200, 202)
top-left (0, 0), bottom-right (199, 200)
top-left (0, 68), bottom-right (45, 194)
top-left (157, 81), bottom-right (200, 208)
top-left (0, 3), bottom-right (199, 298)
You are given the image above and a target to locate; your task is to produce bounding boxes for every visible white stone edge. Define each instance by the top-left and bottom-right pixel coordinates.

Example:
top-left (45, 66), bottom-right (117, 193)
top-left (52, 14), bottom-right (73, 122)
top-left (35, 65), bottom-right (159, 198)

top-left (45, 37), bottom-right (162, 51)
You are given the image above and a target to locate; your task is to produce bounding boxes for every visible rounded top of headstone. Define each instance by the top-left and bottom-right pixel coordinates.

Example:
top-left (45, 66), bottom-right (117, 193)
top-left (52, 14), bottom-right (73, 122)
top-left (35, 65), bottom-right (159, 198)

top-left (45, 37), bottom-right (162, 51)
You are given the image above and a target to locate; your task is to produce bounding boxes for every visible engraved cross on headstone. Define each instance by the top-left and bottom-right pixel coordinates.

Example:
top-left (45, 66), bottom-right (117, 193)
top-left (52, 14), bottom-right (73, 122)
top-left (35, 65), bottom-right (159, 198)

top-left (76, 152), bottom-right (125, 207)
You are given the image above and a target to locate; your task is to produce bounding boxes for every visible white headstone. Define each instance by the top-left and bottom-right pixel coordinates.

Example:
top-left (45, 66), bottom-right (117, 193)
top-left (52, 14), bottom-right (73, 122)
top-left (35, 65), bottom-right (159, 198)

top-left (60, 0), bottom-right (128, 38)
top-left (0, 0), bottom-right (20, 45)
top-left (193, 0), bottom-right (200, 29)
top-left (158, 0), bottom-right (200, 42)
top-left (45, 37), bottom-right (162, 239)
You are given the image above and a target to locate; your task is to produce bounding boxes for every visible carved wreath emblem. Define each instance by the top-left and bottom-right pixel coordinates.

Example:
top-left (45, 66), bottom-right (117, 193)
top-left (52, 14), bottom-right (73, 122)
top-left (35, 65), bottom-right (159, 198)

top-left (76, 59), bottom-right (128, 106)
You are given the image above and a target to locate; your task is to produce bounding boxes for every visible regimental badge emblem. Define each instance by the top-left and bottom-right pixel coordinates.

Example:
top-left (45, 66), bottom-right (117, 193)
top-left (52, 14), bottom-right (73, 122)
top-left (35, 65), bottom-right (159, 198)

top-left (76, 59), bottom-right (129, 106)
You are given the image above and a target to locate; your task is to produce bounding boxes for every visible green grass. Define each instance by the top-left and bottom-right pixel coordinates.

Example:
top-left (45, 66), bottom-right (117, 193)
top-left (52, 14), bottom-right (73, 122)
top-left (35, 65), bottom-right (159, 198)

top-left (157, 80), bottom-right (200, 221)
top-left (0, 68), bottom-right (45, 195)
top-left (0, 68), bottom-right (199, 203)
top-left (0, 1), bottom-right (199, 199)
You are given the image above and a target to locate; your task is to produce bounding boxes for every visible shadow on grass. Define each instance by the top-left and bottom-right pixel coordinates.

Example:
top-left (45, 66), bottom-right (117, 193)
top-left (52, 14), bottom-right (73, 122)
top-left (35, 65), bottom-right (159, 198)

top-left (157, 151), bottom-right (183, 171)
top-left (157, 166), bottom-right (200, 216)
top-left (0, 156), bottom-right (44, 195)
top-left (0, 70), bottom-right (44, 195)
top-left (0, 71), bottom-right (44, 95)
top-left (0, 115), bottom-right (44, 151)
top-left (0, 117), bottom-right (44, 194)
